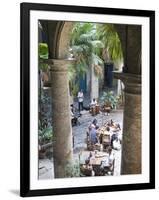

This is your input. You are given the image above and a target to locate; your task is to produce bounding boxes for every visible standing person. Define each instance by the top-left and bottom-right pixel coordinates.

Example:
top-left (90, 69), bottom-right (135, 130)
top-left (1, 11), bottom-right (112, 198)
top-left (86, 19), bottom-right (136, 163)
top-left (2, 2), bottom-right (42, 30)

top-left (77, 89), bottom-right (84, 112)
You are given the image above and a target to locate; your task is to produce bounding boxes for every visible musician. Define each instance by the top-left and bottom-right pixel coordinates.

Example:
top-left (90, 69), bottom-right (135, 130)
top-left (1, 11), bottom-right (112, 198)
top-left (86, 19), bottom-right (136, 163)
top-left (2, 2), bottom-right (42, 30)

top-left (90, 98), bottom-right (97, 107)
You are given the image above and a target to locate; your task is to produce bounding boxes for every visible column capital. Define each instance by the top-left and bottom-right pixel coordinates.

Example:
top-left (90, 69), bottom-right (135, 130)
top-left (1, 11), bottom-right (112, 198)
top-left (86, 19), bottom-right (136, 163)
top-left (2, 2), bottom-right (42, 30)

top-left (40, 58), bottom-right (75, 72)
top-left (114, 72), bottom-right (141, 94)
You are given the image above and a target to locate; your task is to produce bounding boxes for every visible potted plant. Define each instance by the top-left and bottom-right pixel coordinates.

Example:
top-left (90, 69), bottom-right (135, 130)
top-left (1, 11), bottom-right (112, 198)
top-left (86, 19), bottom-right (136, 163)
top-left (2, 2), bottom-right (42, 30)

top-left (100, 91), bottom-right (119, 114)
top-left (38, 123), bottom-right (53, 159)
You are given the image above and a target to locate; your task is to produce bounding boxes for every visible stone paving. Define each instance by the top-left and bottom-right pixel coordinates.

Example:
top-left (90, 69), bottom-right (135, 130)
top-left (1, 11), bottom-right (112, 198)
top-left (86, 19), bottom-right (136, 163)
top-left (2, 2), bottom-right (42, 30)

top-left (39, 108), bottom-right (123, 179)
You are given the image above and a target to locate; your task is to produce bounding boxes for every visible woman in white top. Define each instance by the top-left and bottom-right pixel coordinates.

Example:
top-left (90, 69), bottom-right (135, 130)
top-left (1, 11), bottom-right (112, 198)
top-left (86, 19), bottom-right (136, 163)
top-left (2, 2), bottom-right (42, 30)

top-left (90, 98), bottom-right (97, 107)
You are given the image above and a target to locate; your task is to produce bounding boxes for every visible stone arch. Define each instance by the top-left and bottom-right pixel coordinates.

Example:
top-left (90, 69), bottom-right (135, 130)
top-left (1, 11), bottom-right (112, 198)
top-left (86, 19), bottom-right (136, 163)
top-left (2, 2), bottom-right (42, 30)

top-left (55, 22), bottom-right (126, 63)
top-left (57, 22), bottom-right (74, 59)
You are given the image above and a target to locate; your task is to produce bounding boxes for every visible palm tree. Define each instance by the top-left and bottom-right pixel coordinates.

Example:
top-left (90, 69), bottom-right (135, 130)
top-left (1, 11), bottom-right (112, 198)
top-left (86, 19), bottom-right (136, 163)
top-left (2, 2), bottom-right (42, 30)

top-left (97, 24), bottom-right (124, 99)
top-left (97, 24), bottom-right (123, 64)
top-left (70, 22), bottom-right (104, 99)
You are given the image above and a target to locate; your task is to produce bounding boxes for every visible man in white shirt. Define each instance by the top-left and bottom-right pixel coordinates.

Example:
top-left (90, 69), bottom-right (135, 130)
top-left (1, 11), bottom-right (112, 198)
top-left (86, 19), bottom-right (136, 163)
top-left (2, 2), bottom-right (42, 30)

top-left (77, 89), bottom-right (84, 112)
top-left (90, 98), bottom-right (97, 107)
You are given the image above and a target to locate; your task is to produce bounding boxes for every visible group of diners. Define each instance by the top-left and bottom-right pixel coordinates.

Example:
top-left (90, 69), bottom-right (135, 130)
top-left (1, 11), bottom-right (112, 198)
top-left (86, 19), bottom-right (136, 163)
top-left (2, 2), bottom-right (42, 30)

top-left (87, 119), bottom-right (122, 151)
top-left (80, 119), bottom-right (122, 176)
top-left (80, 146), bottom-right (115, 176)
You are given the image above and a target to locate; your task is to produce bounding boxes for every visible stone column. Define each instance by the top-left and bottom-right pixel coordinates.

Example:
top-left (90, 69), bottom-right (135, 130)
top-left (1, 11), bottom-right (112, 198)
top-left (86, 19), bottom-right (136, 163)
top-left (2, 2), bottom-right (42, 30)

top-left (48, 59), bottom-right (73, 178)
top-left (90, 65), bottom-right (99, 100)
top-left (115, 25), bottom-right (141, 74)
top-left (114, 72), bottom-right (141, 174)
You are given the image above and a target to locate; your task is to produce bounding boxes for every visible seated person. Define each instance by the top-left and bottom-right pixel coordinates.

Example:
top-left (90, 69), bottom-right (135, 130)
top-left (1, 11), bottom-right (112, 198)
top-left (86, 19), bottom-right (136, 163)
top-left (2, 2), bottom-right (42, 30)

top-left (80, 159), bottom-right (93, 176)
top-left (90, 99), bottom-right (98, 116)
top-left (102, 127), bottom-right (112, 150)
top-left (70, 105), bottom-right (78, 126)
top-left (107, 147), bottom-right (114, 170)
top-left (111, 132), bottom-right (118, 147)
top-left (70, 104), bottom-right (75, 112)
top-left (90, 98), bottom-right (97, 107)
top-left (70, 109), bottom-right (74, 119)
top-left (100, 147), bottom-right (114, 172)
top-left (103, 127), bottom-right (111, 140)
top-left (99, 126), bottom-right (109, 144)
top-left (88, 119), bottom-right (99, 131)
top-left (118, 131), bottom-right (122, 143)
top-left (112, 137), bottom-right (121, 150)
top-left (115, 123), bottom-right (121, 131)
top-left (112, 123), bottom-right (121, 131)
top-left (110, 119), bottom-right (115, 127)
top-left (92, 118), bottom-right (99, 129)
top-left (89, 125), bottom-right (98, 145)
top-left (104, 121), bottom-right (111, 127)
top-left (88, 123), bottom-right (95, 132)
top-left (105, 120), bottom-right (115, 128)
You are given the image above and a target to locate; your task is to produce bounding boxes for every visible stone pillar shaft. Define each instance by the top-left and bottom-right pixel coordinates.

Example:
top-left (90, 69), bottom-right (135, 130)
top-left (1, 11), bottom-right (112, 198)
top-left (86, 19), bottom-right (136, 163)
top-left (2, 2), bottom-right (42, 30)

top-left (49, 59), bottom-right (73, 178)
top-left (115, 24), bottom-right (141, 74)
top-left (90, 65), bottom-right (99, 100)
top-left (114, 72), bottom-right (141, 174)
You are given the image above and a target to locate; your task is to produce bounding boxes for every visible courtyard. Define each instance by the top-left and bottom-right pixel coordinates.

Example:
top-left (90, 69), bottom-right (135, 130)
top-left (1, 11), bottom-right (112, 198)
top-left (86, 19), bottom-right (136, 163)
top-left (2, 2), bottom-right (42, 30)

top-left (39, 107), bottom-right (123, 179)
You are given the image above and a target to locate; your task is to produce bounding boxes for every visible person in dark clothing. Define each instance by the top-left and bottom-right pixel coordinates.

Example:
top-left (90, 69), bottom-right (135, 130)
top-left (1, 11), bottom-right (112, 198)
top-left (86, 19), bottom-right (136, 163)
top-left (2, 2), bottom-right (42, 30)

top-left (92, 118), bottom-right (99, 129)
top-left (90, 127), bottom-right (98, 145)
top-left (111, 133), bottom-right (118, 147)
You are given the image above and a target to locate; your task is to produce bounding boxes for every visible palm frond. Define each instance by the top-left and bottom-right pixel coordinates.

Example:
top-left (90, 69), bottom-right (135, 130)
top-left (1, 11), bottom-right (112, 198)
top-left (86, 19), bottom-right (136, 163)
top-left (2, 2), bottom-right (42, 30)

top-left (90, 40), bottom-right (104, 49)
top-left (71, 45), bottom-right (83, 53)
top-left (68, 64), bottom-right (76, 81)
top-left (97, 24), bottom-right (123, 62)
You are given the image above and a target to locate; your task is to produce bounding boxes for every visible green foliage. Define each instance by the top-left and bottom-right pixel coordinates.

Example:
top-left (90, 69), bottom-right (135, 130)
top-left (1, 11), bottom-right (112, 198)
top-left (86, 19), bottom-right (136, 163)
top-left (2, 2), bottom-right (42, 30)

top-left (38, 43), bottom-right (49, 70)
top-left (71, 23), bottom-right (123, 71)
top-left (38, 43), bottom-right (48, 59)
top-left (64, 160), bottom-right (81, 177)
top-left (97, 24), bottom-right (123, 63)
top-left (38, 90), bottom-right (53, 144)
top-left (70, 22), bottom-right (104, 78)
top-left (71, 23), bottom-right (95, 46)
top-left (72, 84), bottom-right (79, 97)
top-left (68, 64), bottom-right (80, 97)
top-left (101, 91), bottom-right (120, 109)
top-left (91, 53), bottom-right (104, 77)
top-left (68, 23), bottom-right (105, 96)
top-left (38, 126), bottom-right (53, 143)
top-left (68, 64), bottom-right (76, 82)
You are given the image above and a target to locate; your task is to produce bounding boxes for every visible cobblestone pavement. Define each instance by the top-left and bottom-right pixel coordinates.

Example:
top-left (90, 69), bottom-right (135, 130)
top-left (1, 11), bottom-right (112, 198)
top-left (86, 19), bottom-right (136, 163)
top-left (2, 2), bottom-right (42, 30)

top-left (39, 109), bottom-right (123, 179)
top-left (39, 158), bottom-right (54, 179)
